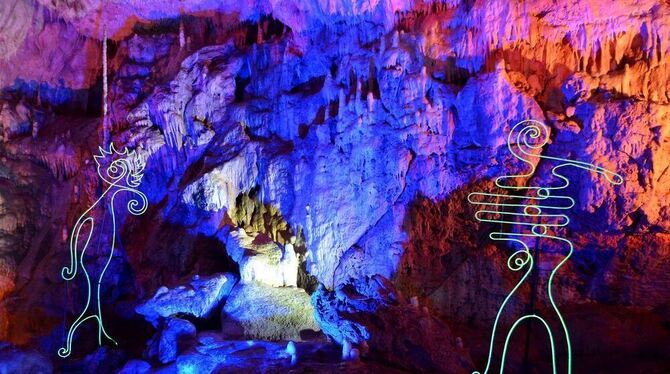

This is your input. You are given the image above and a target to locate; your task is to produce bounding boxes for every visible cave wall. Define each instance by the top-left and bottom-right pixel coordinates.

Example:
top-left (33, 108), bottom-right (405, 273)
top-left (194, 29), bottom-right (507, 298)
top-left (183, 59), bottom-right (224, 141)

top-left (0, 0), bottom-right (669, 371)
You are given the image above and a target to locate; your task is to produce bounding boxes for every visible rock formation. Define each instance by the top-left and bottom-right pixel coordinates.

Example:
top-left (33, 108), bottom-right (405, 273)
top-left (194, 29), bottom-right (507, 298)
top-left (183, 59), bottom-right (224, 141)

top-left (221, 282), bottom-right (320, 341)
top-left (0, 0), bottom-right (669, 372)
top-left (135, 273), bottom-right (238, 326)
top-left (225, 228), bottom-right (298, 287)
top-left (312, 275), bottom-right (474, 373)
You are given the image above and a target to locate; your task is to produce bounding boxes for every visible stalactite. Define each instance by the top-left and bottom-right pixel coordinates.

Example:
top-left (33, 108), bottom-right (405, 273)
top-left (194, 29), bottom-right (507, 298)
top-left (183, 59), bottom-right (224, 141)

top-left (622, 63), bottom-right (631, 94)
top-left (179, 18), bottom-right (185, 49)
top-left (256, 22), bottom-right (263, 45)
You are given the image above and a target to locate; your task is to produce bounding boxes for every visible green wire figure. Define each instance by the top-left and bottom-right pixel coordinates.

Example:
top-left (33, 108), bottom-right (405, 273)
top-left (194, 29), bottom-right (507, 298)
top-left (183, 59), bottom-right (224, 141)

top-left (58, 144), bottom-right (148, 358)
top-left (468, 120), bottom-right (623, 374)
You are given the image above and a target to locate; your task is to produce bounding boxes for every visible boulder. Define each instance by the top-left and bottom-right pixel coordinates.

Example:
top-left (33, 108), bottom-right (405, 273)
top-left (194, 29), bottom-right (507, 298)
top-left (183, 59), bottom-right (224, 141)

top-left (136, 273), bottom-right (238, 326)
top-left (145, 317), bottom-right (197, 364)
top-left (221, 282), bottom-right (320, 341)
top-left (312, 275), bottom-right (474, 373)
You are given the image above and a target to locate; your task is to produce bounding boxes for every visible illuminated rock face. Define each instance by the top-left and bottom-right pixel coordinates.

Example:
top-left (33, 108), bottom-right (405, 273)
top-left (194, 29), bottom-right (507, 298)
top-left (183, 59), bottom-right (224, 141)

top-left (136, 273), bottom-right (238, 327)
top-left (225, 228), bottom-right (298, 287)
top-left (145, 317), bottom-right (197, 364)
top-left (221, 282), bottom-right (320, 341)
top-left (0, 0), bottom-right (670, 371)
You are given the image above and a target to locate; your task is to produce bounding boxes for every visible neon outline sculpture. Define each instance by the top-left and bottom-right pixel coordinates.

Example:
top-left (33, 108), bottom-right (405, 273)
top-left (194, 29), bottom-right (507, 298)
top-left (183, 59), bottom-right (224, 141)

top-left (58, 144), bottom-right (148, 358)
top-left (467, 119), bottom-right (623, 374)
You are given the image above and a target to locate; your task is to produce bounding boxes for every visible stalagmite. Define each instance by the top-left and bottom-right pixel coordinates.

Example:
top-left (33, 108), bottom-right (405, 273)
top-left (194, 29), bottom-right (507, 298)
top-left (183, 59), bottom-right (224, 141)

top-left (286, 341), bottom-right (297, 365)
top-left (341, 339), bottom-right (352, 361)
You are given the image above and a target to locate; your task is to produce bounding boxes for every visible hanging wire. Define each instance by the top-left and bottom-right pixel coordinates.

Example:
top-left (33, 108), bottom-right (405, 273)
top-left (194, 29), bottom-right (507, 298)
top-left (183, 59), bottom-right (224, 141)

top-left (62, 269), bottom-right (68, 345)
top-left (102, 25), bottom-right (109, 147)
top-left (61, 6), bottom-right (111, 357)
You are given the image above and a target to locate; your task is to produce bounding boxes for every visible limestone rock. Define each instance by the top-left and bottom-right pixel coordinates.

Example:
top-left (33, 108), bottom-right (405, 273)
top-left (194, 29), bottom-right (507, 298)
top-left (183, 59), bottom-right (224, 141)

top-left (182, 144), bottom-right (259, 212)
top-left (1, 0), bottom-right (670, 370)
top-left (0, 257), bottom-right (15, 301)
top-left (153, 332), bottom-right (403, 373)
top-left (145, 318), bottom-right (197, 364)
top-left (0, 101), bottom-right (32, 139)
top-left (118, 360), bottom-right (151, 374)
top-left (453, 68), bottom-right (544, 149)
top-left (225, 228), bottom-right (298, 287)
top-left (562, 73), bottom-right (596, 103)
top-left (136, 273), bottom-right (238, 326)
top-left (312, 275), bottom-right (474, 373)
top-left (221, 282), bottom-right (320, 341)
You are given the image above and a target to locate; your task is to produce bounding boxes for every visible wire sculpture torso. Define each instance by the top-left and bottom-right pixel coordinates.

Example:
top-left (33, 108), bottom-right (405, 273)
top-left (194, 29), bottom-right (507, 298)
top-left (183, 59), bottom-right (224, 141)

top-left (58, 144), bottom-right (148, 358)
top-left (468, 120), bottom-right (623, 374)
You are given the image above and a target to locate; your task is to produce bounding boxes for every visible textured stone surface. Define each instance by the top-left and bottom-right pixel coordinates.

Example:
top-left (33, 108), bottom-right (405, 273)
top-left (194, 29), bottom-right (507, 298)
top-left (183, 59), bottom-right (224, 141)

top-left (136, 273), bottom-right (238, 326)
top-left (0, 343), bottom-right (52, 373)
top-left (149, 332), bottom-right (408, 373)
top-left (65, 347), bottom-right (128, 373)
top-left (118, 359), bottom-right (151, 374)
top-left (0, 0), bottom-right (669, 372)
top-left (221, 282), bottom-right (320, 341)
top-left (312, 275), bottom-right (474, 373)
top-left (145, 317), bottom-right (197, 364)
top-left (225, 228), bottom-right (298, 287)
